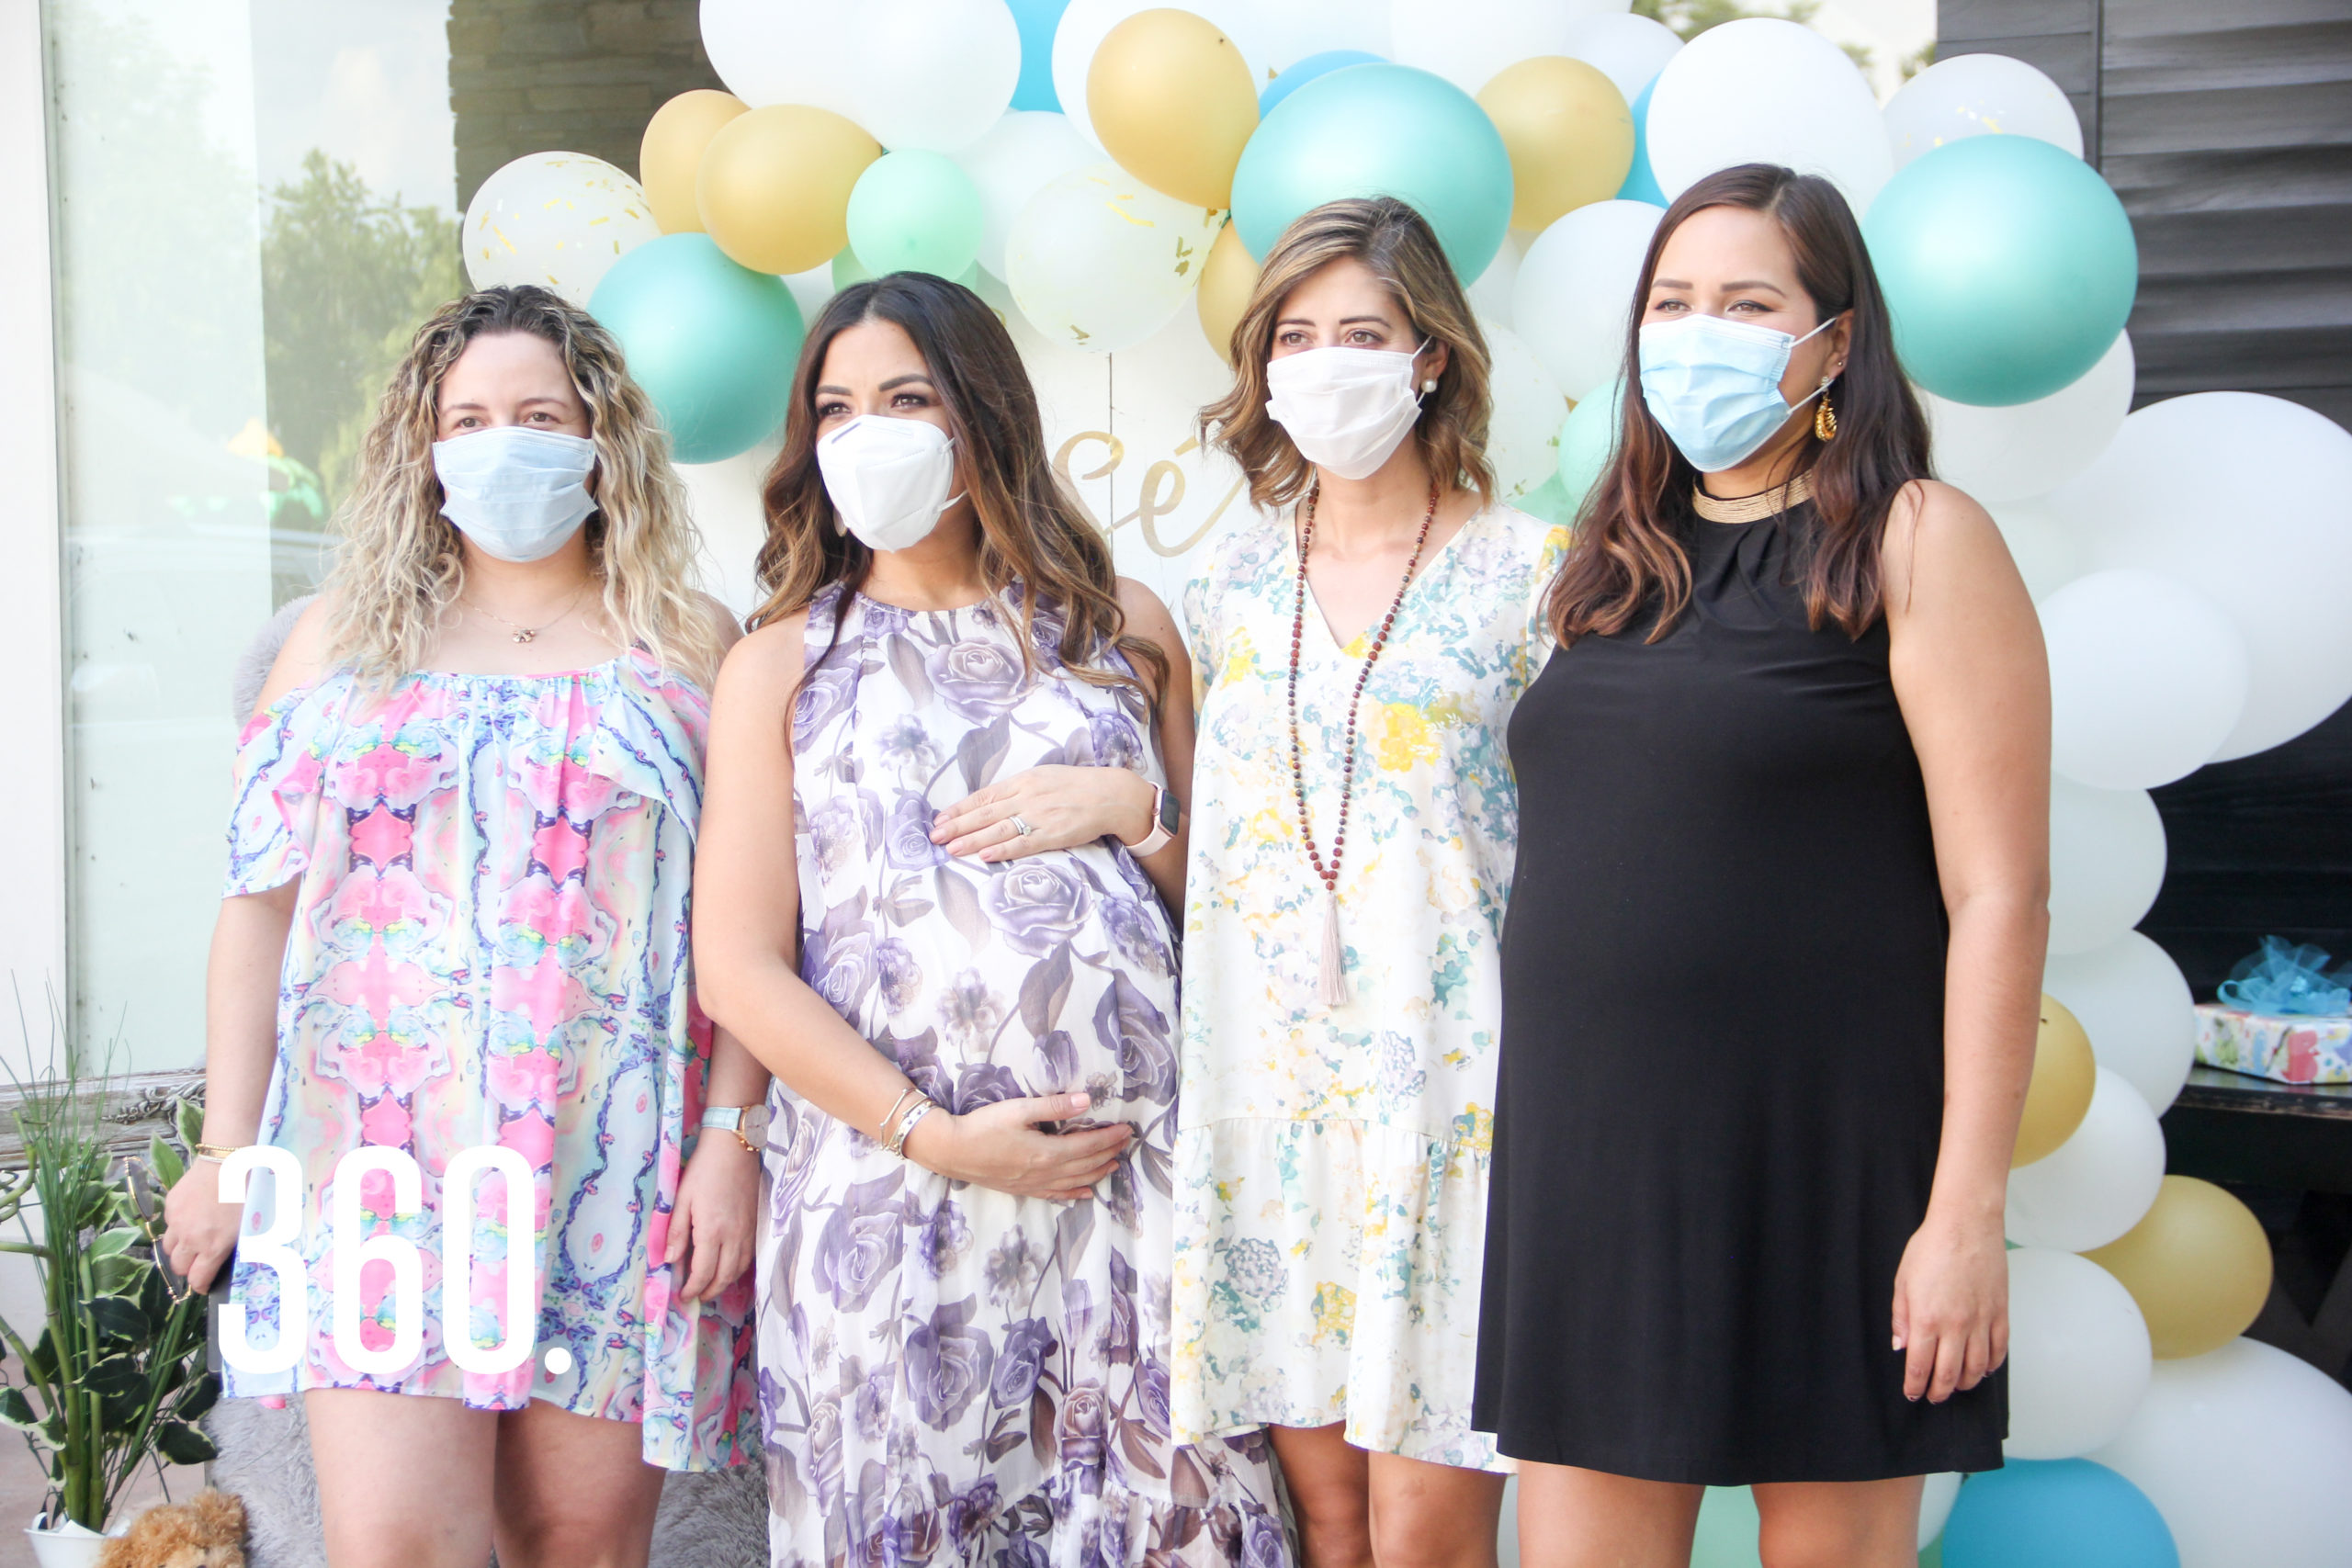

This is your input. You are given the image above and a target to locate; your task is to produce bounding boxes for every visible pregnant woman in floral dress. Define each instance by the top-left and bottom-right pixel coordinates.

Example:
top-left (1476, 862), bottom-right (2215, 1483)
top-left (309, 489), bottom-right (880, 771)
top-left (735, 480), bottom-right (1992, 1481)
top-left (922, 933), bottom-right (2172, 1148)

top-left (695, 272), bottom-right (1286, 1568)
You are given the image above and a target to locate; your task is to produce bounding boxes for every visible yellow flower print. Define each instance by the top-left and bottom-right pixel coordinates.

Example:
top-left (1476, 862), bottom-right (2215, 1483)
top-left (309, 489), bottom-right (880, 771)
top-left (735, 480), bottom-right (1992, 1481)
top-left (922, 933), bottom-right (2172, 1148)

top-left (1220, 625), bottom-right (1261, 690)
top-left (1453, 1103), bottom-right (1495, 1156)
top-left (1310, 1281), bottom-right (1357, 1348)
top-left (1375, 703), bottom-right (1439, 772)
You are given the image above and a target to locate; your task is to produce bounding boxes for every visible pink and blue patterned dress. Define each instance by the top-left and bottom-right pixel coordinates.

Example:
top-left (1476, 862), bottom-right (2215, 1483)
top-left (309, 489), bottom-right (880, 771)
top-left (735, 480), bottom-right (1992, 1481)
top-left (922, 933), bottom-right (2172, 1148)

top-left (221, 650), bottom-right (754, 1471)
top-left (759, 583), bottom-right (1287, 1568)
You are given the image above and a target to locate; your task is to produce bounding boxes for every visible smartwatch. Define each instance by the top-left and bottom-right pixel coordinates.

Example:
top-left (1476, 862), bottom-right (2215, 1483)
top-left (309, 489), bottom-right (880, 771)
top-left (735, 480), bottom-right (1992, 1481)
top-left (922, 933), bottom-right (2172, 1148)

top-left (1125, 782), bottom-right (1181, 856)
top-left (700, 1103), bottom-right (772, 1155)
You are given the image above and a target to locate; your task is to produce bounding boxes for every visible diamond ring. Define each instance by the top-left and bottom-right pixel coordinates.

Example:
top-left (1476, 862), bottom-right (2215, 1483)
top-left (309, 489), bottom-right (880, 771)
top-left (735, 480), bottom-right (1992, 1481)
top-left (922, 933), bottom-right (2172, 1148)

top-left (1010, 815), bottom-right (1035, 838)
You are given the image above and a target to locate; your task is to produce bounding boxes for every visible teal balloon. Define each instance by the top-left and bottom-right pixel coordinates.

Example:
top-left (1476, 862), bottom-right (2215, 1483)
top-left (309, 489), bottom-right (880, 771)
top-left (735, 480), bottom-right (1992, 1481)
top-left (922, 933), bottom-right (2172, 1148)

top-left (1556, 375), bottom-right (1624, 516)
top-left (1690, 1487), bottom-right (1763, 1568)
top-left (1261, 50), bottom-right (1384, 118)
top-left (587, 233), bottom-right (802, 465)
top-left (1942, 1461), bottom-right (2177, 1568)
top-left (847, 150), bottom-right (985, 281)
top-left (1231, 62), bottom-right (1514, 280)
top-left (1006, 0), bottom-right (1069, 111)
top-left (1618, 75), bottom-right (1667, 206)
top-left (1864, 134), bottom-right (2137, 406)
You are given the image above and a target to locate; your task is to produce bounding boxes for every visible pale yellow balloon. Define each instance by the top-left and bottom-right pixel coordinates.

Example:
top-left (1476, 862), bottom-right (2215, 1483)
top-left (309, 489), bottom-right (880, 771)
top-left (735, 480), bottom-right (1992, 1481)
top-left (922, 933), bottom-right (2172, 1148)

top-left (1197, 222), bottom-right (1261, 366)
top-left (641, 89), bottom-right (748, 233)
top-left (1477, 56), bottom-right (1635, 231)
top-left (1088, 7), bottom-right (1260, 211)
top-left (697, 105), bottom-right (880, 276)
top-left (2014, 994), bottom-right (2097, 1168)
top-left (2085, 1176), bottom-right (2274, 1359)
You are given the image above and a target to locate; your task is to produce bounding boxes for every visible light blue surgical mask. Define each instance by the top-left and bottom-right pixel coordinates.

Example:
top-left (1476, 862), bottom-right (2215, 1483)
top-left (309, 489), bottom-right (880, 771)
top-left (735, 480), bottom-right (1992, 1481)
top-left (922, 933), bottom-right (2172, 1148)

top-left (1637, 312), bottom-right (1839, 473)
top-left (433, 425), bottom-right (599, 562)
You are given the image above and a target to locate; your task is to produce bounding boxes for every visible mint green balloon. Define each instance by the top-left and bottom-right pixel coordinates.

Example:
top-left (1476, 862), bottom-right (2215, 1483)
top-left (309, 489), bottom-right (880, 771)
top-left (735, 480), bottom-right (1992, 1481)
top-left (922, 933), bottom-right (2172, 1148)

top-left (587, 233), bottom-right (802, 464)
top-left (1555, 375), bottom-right (1624, 517)
top-left (1864, 135), bottom-right (2136, 407)
top-left (1691, 1487), bottom-right (1764, 1568)
top-left (846, 150), bottom-right (985, 281)
top-left (1231, 62), bottom-right (1513, 280)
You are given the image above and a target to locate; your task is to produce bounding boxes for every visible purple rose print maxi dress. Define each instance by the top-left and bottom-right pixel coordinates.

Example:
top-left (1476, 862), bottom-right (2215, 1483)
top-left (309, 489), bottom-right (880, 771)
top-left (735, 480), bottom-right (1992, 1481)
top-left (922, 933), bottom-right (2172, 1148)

top-left (759, 583), bottom-right (1288, 1568)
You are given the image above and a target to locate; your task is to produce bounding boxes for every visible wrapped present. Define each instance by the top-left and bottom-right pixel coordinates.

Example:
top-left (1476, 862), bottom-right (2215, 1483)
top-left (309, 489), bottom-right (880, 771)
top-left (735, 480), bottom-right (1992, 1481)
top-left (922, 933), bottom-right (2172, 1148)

top-left (2196, 937), bottom-right (2352, 1083)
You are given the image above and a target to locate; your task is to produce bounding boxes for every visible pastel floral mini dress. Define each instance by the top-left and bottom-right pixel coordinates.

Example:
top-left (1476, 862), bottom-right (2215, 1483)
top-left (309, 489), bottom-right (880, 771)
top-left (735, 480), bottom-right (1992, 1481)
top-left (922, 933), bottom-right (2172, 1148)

top-left (1173, 505), bottom-right (1567, 1471)
top-left (759, 583), bottom-right (1287, 1568)
top-left (220, 650), bottom-right (754, 1472)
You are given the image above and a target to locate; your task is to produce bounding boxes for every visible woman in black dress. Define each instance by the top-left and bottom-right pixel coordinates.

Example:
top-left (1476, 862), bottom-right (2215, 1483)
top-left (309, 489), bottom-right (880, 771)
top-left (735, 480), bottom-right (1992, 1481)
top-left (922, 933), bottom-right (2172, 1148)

top-left (1473, 164), bottom-right (2047, 1565)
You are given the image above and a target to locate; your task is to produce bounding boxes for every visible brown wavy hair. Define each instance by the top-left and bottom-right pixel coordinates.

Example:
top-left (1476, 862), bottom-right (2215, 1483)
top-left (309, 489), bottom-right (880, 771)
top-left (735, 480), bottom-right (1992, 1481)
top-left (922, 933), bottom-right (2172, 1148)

top-left (751, 273), bottom-right (1167, 704)
top-left (1546, 164), bottom-right (1931, 645)
top-left (1200, 197), bottom-right (1495, 511)
top-left (324, 285), bottom-right (722, 690)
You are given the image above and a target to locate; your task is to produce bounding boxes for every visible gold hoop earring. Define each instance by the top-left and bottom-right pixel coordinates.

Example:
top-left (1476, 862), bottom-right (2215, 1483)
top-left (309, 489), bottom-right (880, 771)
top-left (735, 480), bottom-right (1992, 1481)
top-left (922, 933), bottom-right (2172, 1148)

top-left (1814, 381), bottom-right (1837, 442)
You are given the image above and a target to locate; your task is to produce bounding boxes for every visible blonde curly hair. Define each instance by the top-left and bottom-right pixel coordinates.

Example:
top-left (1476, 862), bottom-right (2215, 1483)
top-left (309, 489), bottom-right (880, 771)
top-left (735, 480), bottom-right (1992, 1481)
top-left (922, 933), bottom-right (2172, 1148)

top-left (322, 285), bottom-right (724, 690)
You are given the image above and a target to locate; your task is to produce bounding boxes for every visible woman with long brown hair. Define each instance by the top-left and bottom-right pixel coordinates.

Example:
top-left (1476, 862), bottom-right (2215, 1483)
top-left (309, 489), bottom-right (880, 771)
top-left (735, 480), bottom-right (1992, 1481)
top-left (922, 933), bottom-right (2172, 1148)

top-left (159, 285), bottom-right (761, 1568)
top-left (1473, 164), bottom-right (2047, 1565)
top-left (691, 272), bottom-right (1286, 1566)
top-left (1171, 197), bottom-right (1569, 1568)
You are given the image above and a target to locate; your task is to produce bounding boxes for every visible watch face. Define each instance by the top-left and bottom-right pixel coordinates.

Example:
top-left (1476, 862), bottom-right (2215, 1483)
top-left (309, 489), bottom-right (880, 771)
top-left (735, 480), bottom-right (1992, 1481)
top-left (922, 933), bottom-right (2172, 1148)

top-left (744, 1103), bottom-right (773, 1150)
top-left (1159, 787), bottom-right (1181, 834)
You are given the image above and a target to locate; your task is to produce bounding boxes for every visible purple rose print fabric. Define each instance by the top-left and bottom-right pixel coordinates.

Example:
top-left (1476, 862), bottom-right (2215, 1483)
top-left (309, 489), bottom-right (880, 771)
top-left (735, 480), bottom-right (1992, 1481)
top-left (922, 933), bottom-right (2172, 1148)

top-left (759, 585), bottom-right (1288, 1568)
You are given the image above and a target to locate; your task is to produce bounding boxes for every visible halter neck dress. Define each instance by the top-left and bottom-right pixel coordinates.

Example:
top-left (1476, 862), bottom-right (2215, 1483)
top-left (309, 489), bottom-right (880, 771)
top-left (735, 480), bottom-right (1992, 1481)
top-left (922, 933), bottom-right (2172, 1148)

top-left (1471, 477), bottom-right (2007, 1483)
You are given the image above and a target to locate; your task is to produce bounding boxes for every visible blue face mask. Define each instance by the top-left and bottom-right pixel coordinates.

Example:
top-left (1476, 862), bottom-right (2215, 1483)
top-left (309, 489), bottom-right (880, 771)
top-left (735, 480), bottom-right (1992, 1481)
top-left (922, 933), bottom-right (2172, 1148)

top-left (1637, 312), bottom-right (1839, 473)
top-left (433, 425), bottom-right (599, 562)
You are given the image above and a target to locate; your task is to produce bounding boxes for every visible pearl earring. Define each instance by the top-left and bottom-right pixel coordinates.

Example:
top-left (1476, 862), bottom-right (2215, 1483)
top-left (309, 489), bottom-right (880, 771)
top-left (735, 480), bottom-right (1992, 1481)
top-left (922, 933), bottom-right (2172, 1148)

top-left (1420, 378), bottom-right (1439, 394)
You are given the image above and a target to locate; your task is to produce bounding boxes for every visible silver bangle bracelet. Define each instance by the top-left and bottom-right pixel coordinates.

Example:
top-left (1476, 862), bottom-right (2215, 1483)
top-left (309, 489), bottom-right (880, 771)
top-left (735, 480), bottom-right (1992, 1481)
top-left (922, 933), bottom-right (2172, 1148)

top-left (886, 1099), bottom-right (936, 1158)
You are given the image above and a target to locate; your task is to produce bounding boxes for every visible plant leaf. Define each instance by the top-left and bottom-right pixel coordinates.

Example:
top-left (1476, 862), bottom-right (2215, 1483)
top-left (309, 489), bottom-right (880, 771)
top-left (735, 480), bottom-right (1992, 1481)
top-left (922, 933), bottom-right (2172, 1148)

top-left (24, 1328), bottom-right (55, 1382)
top-left (82, 1354), bottom-right (142, 1399)
top-left (88, 1294), bottom-right (152, 1346)
top-left (88, 1226), bottom-right (139, 1261)
top-left (174, 1096), bottom-right (204, 1154)
top-left (154, 1420), bottom-right (218, 1465)
top-left (0, 1386), bottom-right (36, 1428)
top-left (174, 1371), bottom-right (220, 1421)
top-left (148, 1133), bottom-right (185, 1190)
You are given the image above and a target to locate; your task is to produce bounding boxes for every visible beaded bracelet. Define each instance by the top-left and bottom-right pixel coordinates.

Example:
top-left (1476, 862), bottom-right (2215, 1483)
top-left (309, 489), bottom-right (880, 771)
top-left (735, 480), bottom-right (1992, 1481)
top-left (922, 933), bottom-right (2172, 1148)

top-left (885, 1100), bottom-right (936, 1158)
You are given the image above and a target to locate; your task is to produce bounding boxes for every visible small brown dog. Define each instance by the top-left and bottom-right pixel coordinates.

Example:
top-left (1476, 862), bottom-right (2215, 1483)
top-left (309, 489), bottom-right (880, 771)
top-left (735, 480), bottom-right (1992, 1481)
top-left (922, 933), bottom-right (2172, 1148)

top-left (95, 1489), bottom-right (246, 1568)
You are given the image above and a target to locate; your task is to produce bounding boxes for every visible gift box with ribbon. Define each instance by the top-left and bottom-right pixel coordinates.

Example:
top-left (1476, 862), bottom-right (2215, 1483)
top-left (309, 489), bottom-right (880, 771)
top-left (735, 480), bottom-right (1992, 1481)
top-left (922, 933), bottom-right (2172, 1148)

top-left (2194, 936), bottom-right (2352, 1085)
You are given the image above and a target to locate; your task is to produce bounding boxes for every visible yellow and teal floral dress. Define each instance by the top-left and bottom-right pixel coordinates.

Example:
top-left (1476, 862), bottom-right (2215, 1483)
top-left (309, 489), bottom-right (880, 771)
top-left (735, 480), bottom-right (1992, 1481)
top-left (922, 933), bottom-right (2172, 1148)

top-left (1172, 504), bottom-right (1568, 1470)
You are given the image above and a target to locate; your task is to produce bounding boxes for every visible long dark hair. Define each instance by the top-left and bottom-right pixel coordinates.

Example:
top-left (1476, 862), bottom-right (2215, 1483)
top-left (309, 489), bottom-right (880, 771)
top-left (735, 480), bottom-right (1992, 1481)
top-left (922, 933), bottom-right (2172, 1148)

top-left (1545, 164), bottom-right (1930, 644)
top-left (752, 272), bottom-right (1166, 703)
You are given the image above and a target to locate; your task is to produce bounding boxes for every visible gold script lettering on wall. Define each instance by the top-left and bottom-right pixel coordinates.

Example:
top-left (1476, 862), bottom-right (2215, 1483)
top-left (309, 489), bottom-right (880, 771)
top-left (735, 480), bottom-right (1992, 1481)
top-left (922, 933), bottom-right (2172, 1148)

top-left (1054, 431), bottom-right (1244, 558)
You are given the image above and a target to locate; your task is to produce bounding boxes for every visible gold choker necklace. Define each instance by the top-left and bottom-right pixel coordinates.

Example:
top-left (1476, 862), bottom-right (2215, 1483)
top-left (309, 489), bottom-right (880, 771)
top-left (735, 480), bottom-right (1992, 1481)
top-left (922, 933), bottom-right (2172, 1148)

top-left (1692, 469), bottom-right (1814, 523)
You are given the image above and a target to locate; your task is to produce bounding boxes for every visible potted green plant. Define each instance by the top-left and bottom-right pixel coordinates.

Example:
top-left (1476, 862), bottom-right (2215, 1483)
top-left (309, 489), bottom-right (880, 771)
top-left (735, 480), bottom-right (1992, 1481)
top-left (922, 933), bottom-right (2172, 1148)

top-left (2, 1077), bottom-right (216, 1568)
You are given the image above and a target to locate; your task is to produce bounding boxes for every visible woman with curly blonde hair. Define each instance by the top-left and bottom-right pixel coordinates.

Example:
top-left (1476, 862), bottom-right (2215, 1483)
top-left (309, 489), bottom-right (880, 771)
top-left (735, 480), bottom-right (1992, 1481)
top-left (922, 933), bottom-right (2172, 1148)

top-left (162, 285), bottom-right (764, 1568)
top-left (1172, 197), bottom-right (1569, 1568)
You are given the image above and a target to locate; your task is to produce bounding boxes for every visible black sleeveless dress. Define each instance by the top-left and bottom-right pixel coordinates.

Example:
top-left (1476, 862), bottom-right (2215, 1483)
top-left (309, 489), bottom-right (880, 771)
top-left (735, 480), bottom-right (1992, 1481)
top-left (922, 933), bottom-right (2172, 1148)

top-left (1470, 489), bottom-right (2006, 1483)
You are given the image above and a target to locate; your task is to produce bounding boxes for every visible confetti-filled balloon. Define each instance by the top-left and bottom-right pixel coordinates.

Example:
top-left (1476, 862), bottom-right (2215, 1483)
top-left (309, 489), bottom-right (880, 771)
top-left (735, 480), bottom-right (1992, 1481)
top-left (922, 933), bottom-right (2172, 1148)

top-left (463, 152), bottom-right (662, 308)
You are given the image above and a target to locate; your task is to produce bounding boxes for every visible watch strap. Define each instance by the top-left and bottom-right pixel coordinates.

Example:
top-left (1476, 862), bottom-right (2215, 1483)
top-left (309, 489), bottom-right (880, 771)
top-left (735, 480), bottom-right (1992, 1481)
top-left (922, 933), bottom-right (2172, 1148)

top-left (1127, 781), bottom-right (1178, 856)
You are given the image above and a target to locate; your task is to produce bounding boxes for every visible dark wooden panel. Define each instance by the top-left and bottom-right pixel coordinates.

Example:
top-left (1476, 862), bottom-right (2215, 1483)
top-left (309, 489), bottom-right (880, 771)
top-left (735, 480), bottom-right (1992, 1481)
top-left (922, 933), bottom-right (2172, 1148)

top-left (1938, 32), bottom-right (2098, 93)
top-left (2131, 206), bottom-right (2352, 273)
top-left (2105, 18), bottom-right (2352, 91)
top-left (1939, 0), bottom-right (2098, 41)
top-left (2104, 144), bottom-right (2352, 214)
top-left (2106, 0), bottom-right (2352, 39)
top-left (2104, 79), bottom-right (2352, 156)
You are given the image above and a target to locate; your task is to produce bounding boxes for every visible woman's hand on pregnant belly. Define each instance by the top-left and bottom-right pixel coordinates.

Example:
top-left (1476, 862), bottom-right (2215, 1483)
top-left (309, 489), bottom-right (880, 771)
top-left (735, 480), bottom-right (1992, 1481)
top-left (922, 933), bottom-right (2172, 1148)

top-left (933, 765), bottom-right (1155, 862)
top-left (903, 1090), bottom-right (1134, 1201)
top-left (1891, 1209), bottom-right (2010, 1404)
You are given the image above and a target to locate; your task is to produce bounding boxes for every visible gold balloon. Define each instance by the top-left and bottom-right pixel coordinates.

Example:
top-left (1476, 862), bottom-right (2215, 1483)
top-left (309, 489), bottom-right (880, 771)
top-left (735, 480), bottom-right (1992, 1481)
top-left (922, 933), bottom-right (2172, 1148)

top-left (2014, 994), bottom-right (2097, 1168)
top-left (1088, 8), bottom-right (1259, 210)
top-left (2086, 1177), bottom-right (2274, 1359)
top-left (1197, 222), bottom-right (1260, 365)
top-left (697, 105), bottom-right (880, 276)
top-left (641, 89), bottom-right (748, 233)
top-left (1477, 56), bottom-right (1635, 231)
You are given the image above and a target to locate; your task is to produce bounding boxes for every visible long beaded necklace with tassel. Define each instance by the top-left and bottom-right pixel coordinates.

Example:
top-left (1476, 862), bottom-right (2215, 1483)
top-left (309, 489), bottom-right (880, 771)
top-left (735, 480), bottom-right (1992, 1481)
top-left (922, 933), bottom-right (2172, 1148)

top-left (1285, 477), bottom-right (1440, 1009)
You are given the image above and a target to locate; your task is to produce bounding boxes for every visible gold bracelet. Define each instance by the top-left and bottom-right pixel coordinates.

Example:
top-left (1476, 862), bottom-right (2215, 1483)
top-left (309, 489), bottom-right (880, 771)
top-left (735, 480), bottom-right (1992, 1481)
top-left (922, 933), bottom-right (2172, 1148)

top-left (877, 1088), bottom-right (922, 1139)
top-left (885, 1100), bottom-right (936, 1158)
top-left (194, 1143), bottom-right (246, 1164)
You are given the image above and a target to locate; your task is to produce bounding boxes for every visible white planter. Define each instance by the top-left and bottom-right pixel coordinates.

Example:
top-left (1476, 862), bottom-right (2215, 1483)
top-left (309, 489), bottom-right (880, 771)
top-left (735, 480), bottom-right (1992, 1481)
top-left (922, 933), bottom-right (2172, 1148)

top-left (24, 1512), bottom-right (126, 1568)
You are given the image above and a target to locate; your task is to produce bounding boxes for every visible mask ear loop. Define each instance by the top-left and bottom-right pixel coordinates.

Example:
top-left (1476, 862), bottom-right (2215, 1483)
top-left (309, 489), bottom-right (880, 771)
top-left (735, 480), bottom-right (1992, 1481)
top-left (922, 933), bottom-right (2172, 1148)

top-left (1788, 312), bottom-right (1847, 412)
top-left (1412, 337), bottom-right (1439, 398)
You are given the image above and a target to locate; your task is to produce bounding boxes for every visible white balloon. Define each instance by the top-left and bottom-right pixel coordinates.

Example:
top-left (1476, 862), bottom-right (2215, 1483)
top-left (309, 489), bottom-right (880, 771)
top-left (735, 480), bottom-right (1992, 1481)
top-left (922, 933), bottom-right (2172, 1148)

top-left (1884, 51), bottom-right (2085, 169)
top-left (1005, 164), bottom-right (1222, 354)
top-left (2045, 931), bottom-right (2198, 1114)
top-left (700, 0), bottom-right (864, 118)
top-left (1918, 1473), bottom-right (1962, 1550)
top-left (1645, 18), bottom-right (1894, 213)
top-left (461, 152), bottom-right (661, 308)
top-left (1251, 0), bottom-right (1392, 73)
top-left (1485, 324), bottom-right (1568, 505)
top-left (2004, 1247), bottom-right (2154, 1460)
top-left (2091, 1338), bottom-right (2352, 1568)
top-left (956, 111), bottom-right (1097, 279)
top-left (1052, 0), bottom-right (1271, 152)
top-left (1988, 499), bottom-right (2082, 604)
top-left (2041, 569), bottom-right (2251, 791)
top-left (1925, 333), bottom-right (2133, 504)
top-left (2049, 392), bottom-right (2352, 761)
top-left (1388, 0), bottom-right (1629, 96)
top-left (2007, 1066), bottom-right (2166, 1252)
top-left (2048, 775), bottom-right (2166, 955)
top-left (842, 0), bottom-right (1021, 152)
top-left (1566, 12), bottom-right (1684, 106)
top-left (1513, 199), bottom-right (1663, 401)
top-left (1466, 232), bottom-right (1524, 329)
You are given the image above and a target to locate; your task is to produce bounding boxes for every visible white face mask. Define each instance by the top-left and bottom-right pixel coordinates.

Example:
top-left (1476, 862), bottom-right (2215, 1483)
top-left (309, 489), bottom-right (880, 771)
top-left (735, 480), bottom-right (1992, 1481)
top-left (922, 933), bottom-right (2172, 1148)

top-left (1264, 342), bottom-right (1430, 480)
top-left (816, 414), bottom-right (964, 553)
top-left (432, 425), bottom-right (599, 562)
